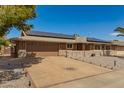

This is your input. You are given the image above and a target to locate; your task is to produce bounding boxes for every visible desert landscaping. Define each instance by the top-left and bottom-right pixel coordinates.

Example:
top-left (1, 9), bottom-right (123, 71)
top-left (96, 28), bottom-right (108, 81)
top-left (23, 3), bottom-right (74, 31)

top-left (0, 57), bottom-right (42, 88)
top-left (1, 55), bottom-right (124, 88)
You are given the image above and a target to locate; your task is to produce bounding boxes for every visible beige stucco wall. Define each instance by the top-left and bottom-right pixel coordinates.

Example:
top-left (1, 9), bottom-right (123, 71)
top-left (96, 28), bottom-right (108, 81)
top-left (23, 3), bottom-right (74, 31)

top-left (109, 50), bottom-right (124, 56)
top-left (116, 51), bottom-right (124, 56)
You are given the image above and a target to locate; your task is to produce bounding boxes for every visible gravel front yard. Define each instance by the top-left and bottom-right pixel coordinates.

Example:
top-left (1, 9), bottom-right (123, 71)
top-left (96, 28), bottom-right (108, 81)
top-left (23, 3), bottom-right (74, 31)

top-left (81, 56), bottom-right (124, 70)
top-left (0, 75), bottom-right (29, 88)
top-left (0, 57), bottom-right (42, 88)
top-left (1, 56), bottom-right (124, 88)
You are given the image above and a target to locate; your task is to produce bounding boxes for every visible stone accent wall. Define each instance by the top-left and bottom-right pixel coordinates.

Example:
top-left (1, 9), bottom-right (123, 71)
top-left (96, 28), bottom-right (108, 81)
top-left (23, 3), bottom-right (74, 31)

top-left (18, 50), bottom-right (27, 58)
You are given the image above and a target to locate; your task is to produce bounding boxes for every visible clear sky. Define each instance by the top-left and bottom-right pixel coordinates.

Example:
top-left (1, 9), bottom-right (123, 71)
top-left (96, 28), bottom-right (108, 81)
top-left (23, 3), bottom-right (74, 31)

top-left (7, 5), bottom-right (124, 40)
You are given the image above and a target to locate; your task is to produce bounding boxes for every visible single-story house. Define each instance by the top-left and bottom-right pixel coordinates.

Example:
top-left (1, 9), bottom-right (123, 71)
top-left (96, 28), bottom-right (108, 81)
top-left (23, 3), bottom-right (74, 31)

top-left (10, 31), bottom-right (124, 57)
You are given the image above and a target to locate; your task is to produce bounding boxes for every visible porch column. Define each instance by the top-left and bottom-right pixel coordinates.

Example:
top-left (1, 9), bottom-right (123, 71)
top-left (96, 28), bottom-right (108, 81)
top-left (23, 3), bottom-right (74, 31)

top-left (82, 43), bottom-right (85, 50)
top-left (99, 44), bottom-right (102, 56)
top-left (104, 45), bottom-right (106, 55)
top-left (93, 44), bottom-right (95, 50)
top-left (24, 41), bottom-right (26, 50)
top-left (110, 45), bottom-right (113, 56)
top-left (82, 43), bottom-right (86, 57)
top-left (89, 44), bottom-right (91, 50)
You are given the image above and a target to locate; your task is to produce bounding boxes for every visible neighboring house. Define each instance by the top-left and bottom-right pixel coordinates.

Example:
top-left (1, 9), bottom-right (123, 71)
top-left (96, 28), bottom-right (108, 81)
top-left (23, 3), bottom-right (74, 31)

top-left (0, 46), bottom-right (11, 56)
top-left (0, 36), bottom-right (11, 56)
top-left (111, 40), bottom-right (124, 56)
top-left (10, 31), bottom-right (124, 57)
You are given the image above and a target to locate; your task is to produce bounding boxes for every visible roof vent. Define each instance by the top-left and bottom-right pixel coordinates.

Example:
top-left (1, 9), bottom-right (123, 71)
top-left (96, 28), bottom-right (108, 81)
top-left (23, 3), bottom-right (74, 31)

top-left (73, 34), bottom-right (80, 37)
top-left (113, 40), bottom-right (119, 41)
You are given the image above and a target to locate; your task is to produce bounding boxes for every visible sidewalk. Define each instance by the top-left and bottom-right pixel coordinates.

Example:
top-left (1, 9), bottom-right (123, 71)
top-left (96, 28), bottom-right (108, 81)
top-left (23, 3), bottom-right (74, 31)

top-left (52, 69), bottom-right (124, 88)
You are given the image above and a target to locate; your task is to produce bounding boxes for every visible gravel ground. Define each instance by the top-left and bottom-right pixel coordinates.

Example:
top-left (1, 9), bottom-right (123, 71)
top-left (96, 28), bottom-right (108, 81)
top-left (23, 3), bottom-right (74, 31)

top-left (0, 68), bottom-right (31, 88)
top-left (0, 57), bottom-right (38, 88)
top-left (0, 75), bottom-right (30, 88)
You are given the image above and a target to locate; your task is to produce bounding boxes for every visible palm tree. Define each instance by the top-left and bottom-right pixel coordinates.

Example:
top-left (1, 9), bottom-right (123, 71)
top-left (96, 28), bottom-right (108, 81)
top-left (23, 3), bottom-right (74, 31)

top-left (114, 27), bottom-right (124, 36)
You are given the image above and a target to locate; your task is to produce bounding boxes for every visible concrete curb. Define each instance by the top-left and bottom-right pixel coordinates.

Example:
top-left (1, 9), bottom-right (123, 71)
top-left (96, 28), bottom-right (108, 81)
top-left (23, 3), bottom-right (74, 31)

top-left (25, 69), bottom-right (37, 88)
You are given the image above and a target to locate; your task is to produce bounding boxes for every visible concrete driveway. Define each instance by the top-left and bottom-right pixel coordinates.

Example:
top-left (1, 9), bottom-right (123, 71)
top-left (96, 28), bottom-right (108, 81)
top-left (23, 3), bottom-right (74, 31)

top-left (27, 56), bottom-right (111, 88)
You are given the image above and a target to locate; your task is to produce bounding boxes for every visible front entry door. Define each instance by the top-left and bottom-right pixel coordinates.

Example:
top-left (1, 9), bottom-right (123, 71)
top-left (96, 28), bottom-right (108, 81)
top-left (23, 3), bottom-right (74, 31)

top-left (77, 43), bottom-right (82, 50)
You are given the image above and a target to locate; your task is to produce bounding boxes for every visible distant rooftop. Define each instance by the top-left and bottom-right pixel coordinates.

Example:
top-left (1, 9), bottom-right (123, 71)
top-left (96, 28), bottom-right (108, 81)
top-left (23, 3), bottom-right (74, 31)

top-left (26, 31), bottom-right (75, 39)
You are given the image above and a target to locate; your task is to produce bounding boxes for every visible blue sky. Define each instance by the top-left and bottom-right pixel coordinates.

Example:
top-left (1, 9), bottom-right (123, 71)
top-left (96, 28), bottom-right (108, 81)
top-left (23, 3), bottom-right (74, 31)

top-left (7, 5), bottom-right (124, 40)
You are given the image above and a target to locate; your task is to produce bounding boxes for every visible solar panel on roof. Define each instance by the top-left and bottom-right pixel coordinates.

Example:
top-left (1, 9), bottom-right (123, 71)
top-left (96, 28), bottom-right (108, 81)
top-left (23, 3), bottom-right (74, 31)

top-left (87, 37), bottom-right (110, 43)
top-left (26, 31), bottom-right (110, 43)
top-left (27, 31), bottom-right (75, 39)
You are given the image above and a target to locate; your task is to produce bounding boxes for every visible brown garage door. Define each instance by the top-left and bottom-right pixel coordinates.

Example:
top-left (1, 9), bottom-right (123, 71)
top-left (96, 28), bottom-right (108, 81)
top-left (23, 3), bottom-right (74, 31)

top-left (26, 41), bottom-right (59, 56)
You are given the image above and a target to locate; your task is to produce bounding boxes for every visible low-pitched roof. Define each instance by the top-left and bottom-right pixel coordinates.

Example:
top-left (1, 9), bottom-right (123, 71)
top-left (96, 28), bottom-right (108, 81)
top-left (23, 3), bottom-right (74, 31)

top-left (11, 36), bottom-right (111, 44)
top-left (11, 36), bottom-right (84, 43)
top-left (26, 31), bottom-right (75, 39)
top-left (11, 31), bottom-right (112, 44)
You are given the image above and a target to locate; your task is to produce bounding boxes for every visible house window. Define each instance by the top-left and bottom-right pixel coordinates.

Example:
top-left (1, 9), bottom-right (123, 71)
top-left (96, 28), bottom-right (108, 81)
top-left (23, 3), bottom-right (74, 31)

top-left (66, 43), bottom-right (73, 49)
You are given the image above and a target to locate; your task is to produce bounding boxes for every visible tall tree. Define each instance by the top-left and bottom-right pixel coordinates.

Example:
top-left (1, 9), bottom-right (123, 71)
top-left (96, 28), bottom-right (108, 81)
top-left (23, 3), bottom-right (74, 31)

top-left (0, 5), bottom-right (36, 37)
top-left (0, 37), bottom-right (11, 46)
top-left (114, 27), bottom-right (124, 36)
